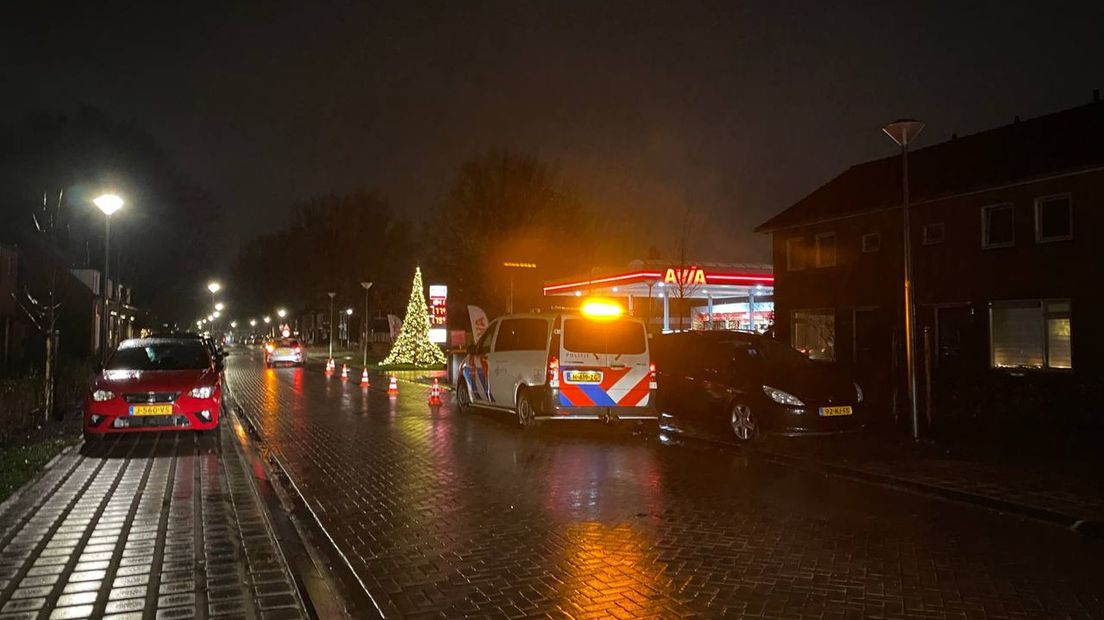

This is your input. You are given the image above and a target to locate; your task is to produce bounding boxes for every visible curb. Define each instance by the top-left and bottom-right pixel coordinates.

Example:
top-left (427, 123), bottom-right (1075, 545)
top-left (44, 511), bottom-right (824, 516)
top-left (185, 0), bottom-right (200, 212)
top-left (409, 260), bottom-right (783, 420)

top-left (750, 446), bottom-right (1104, 539)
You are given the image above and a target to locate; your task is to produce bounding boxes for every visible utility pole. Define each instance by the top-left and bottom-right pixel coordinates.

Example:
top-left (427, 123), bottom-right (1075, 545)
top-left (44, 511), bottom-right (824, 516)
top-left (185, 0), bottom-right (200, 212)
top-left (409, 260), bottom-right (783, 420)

top-left (327, 292), bottom-right (336, 363)
top-left (361, 282), bottom-right (373, 366)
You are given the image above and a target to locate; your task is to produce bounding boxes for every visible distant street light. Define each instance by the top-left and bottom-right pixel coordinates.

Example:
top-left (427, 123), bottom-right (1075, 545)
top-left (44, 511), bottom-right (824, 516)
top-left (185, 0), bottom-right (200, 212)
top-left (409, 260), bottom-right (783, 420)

top-left (207, 314), bottom-right (214, 321)
top-left (249, 319), bottom-right (257, 327)
top-left (361, 282), bottom-right (373, 366)
top-left (883, 118), bottom-right (925, 441)
top-left (263, 316), bottom-right (271, 324)
top-left (230, 321), bottom-right (238, 329)
top-left (207, 282), bottom-right (221, 294)
top-left (345, 307), bottom-right (353, 315)
top-left (93, 193), bottom-right (124, 361)
top-left (327, 292), bottom-right (336, 362)
top-left (215, 302), bottom-right (224, 311)
top-left (503, 261), bottom-right (538, 314)
top-left (212, 311), bottom-right (220, 319)
top-left (277, 308), bottom-right (287, 318)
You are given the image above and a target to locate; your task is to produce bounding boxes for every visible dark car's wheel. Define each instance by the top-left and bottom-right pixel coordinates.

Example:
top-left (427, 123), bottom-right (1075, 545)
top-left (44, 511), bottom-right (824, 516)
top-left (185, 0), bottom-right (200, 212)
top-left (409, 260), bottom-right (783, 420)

top-left (456, 380), bottom-right (472, 413)
top-left (730, 402), bottom-right (758, 443)
top-left (516, 390), bottom-right (537, 428)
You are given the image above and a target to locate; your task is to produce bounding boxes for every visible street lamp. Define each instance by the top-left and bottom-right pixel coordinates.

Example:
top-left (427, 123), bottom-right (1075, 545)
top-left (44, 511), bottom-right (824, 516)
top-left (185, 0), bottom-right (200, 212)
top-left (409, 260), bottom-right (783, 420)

top-left (327, 292), bottom-right (336, 362)
top-left (502, 261), bottom-right (537, 314)
top-left (230, 321), bottom-right (237, 329)
top-left (277, 308), bottom-right (287, 318)
top-left (883, 118), bottom-right (925, 441)
top-left (215, 302), bottom-right (224, 312)
top-left (263, 316), bottom-right (271, 324)
top-left (93, 193), bottom-right (124, 360)
top-left (361, 282), bottom-right (373, 366)
top-left (249, 319), bottom-right (257, 327)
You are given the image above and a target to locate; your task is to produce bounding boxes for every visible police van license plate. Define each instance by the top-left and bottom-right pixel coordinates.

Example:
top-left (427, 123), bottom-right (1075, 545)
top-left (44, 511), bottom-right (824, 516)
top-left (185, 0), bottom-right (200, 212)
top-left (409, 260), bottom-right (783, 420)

top-left (131, 404), bottom-right (173, 416)
top-left (565, 370), bottom-right (603, 384)
top-left (818, 406), bottom-right (853, 417)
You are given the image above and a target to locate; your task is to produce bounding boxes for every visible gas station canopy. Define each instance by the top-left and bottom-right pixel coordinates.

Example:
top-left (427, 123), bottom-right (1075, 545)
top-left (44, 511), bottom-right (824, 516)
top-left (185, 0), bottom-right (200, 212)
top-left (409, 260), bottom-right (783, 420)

top-left (543, 260), bottom-right (773, 299)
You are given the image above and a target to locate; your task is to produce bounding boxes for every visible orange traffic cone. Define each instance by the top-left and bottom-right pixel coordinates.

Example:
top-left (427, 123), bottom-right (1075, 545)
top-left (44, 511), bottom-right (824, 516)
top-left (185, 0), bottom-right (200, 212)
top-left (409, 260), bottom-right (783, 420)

top-left (387, 375), bottom-right (399, 395)
top-left (428, 378), bottom-right (442, 406)
top-left (341, 364), bottom-right (349, 380)
top-left (325, 358), bottom-right (335, 373)
top-left (360, 368), bottom-right (370, 386)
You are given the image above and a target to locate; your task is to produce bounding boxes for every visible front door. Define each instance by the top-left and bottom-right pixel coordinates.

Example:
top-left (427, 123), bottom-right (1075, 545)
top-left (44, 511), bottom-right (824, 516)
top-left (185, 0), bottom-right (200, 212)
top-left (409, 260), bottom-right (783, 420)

top-left (853, 308), bottom-right (892, 422)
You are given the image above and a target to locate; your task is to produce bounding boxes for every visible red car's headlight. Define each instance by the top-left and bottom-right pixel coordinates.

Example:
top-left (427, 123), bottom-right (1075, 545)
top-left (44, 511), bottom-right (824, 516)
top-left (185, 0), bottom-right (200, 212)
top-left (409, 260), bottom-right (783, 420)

top-left (91, 389), bottom-right (115, 402)
top-left (189, 386), bottom-right (216, 399)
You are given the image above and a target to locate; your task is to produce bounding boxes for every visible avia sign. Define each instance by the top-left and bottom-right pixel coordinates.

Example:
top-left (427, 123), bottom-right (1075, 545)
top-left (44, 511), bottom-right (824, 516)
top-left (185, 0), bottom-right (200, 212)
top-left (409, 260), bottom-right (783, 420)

top-left (664, 266), bottom-right (707, 286)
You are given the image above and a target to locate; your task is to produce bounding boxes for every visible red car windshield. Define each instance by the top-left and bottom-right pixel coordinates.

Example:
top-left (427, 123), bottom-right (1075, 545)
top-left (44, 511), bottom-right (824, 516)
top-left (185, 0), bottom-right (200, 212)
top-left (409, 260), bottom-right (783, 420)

top-left (106, 341), bottom-right (211, 371)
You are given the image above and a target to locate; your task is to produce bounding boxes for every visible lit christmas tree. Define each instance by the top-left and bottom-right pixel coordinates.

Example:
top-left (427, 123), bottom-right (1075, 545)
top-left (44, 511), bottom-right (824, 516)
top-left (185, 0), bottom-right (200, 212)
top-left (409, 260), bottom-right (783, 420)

top-left (381, 267), bottom-right (448, 368)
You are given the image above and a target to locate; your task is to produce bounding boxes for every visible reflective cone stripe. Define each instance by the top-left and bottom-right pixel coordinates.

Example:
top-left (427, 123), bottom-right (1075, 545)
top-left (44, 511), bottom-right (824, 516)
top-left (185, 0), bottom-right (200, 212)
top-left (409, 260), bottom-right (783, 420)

top-left (341, 364), bottom-right (349, 379)
top-left (360, 369), bottom-right (370, 386)
top-left (388, 376), bottom-right (399, 394)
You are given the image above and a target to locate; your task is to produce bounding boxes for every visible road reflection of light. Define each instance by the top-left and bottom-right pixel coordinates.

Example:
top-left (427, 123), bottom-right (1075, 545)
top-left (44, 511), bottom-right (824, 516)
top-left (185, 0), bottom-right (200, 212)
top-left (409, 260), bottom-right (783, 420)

top-left (263, 368), bottom-right (278, 421)
top-left (658, 432), bottom-right (674, 445)
top-left (556, 522), bottom-right (666, 617)
top-left (292, 368), bottom-right (303, 394)
top-left (541, 443), bottom-right (664, 520)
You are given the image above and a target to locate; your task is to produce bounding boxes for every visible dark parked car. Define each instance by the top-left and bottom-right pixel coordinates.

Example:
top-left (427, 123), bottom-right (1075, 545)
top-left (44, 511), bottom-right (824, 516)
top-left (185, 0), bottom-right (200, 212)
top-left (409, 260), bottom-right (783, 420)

top-left (653, 331), bottom-right (864, 442)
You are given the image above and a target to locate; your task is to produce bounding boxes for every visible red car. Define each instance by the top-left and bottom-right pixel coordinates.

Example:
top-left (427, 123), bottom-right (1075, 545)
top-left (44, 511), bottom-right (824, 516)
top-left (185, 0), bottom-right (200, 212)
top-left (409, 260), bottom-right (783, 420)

top-left (84, 338), bottom-right (223, 441)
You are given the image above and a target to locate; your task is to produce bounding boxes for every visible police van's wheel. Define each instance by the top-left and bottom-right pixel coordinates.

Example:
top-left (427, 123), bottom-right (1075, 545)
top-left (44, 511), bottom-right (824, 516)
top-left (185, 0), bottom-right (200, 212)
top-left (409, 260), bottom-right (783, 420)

top-left (456, 380), bottom-right (472, 413)
top-left (516, 390), bottom-right (537, 428)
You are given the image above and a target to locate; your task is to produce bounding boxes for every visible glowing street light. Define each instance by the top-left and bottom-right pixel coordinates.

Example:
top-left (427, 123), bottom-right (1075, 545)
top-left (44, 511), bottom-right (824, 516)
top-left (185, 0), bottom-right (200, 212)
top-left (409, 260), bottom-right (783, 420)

top-left (263, 316), bottom-right (271, 324)
top-left (207, 281), bottom-right (221, 295)
top-left (230, 321), bottom-right (238, 329)
top-left (212, 311), bottom-right (221, 318)
top-left (249, 319), bottom-right (257, 327)
top-left (345, 307), bottom-right (353, 315)
top-left (93, 193), bottom-right (124, 361)
top-left (207, 314), bottom-right (214, 321)
top-left (277, 308), bottom-right (287, 318)
top-left (215, 302), bottom-right (224, 312)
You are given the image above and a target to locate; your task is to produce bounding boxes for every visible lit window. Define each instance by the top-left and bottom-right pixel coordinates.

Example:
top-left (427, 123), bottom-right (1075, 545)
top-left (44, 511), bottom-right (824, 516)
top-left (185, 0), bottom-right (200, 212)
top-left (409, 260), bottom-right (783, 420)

top-left (814, 232), bottom-right (837, 268)
top-left (792, 309), bottom-right (835, 361)
top-left (785, 238), bottom-right (806, 271)
top-left (1035, 195), bottom-right (1072, 242)
top-left (861, 232), bottom-right (881, 253)
top-left (921, 222), bottom-right (945, 245)
top-left (982, 204), bottom-right (1014, 248)
top-left (990, 299), bottom-right (1071, 370)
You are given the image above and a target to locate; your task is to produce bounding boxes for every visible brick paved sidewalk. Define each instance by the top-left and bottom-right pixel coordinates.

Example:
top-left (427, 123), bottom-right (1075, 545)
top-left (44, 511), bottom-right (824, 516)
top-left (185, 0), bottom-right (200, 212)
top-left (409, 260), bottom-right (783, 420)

top-left (0, 414), bottom-right (307, 620)
top-left (756, 433), bottom-right (1104, 529)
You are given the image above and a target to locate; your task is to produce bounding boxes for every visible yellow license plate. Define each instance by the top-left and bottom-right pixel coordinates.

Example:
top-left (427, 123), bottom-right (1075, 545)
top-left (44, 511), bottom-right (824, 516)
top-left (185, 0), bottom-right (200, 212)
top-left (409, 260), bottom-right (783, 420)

top-left (565, 370), bottom-right (603, 384)
top-left (819, 406), bottom-right (853, 417)
top-left (131, 404), bottom-right (173, 416)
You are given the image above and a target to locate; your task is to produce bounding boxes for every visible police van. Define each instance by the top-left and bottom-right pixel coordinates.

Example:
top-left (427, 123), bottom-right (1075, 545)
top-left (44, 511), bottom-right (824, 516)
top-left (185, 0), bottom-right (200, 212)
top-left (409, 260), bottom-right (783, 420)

top-left (456, 300), bottom-right (657, 426)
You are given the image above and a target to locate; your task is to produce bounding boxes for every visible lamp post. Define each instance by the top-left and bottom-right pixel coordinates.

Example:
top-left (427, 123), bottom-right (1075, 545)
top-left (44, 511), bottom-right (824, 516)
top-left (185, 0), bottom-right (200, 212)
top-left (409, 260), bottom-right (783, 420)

top-left (883, 118), bottom-right (925, 440)
top-left (502, 261), bottom-right (537, 314)
top-left (207, 281), bottom-right (221, 308)
top-left (93, 194), bottom-right (124, 361)
top-left (343, 308), bottom-right (353, 348)
top-left (327, 292), bottom-right (336, 362)
top-left (360, 282), bottom-right (373, 366)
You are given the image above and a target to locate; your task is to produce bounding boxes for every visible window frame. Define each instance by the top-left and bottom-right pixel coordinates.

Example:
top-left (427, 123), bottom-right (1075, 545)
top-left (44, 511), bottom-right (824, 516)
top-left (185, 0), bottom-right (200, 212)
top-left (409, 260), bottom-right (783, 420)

top-left (814, 232), bottom-right (837, 268)
top-left (921, 222), bottom-right (945, 246)
top-left (1034, 193), bottom-right (1073, 243)
top-left (861, 232), bottom-right (881, 253)
top-left (791, 308), bottom-right (836, 361)
top-left (785, 237), bottom-right (806, 271)
top-left (981, 203), bottom-right (1015, 249)
top-left (988, 298), bottom-right (1072, 371)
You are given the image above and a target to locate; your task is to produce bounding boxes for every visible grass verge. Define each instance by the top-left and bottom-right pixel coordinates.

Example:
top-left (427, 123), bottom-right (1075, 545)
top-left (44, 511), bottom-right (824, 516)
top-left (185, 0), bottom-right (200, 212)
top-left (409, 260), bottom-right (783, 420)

top-left (0, 436), bottom-right (77, 504)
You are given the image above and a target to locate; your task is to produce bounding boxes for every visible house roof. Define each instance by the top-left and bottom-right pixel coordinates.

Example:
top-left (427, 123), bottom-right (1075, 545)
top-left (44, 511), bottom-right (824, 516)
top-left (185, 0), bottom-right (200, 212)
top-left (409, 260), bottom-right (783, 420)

top-left (756, 100), bottom-right (1104, 233)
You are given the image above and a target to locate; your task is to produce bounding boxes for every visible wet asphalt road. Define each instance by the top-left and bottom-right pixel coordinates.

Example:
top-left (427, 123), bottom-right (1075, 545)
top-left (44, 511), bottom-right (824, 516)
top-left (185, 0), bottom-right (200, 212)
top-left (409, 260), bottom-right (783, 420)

top-left (225, 349), bottom-right (1104, 619)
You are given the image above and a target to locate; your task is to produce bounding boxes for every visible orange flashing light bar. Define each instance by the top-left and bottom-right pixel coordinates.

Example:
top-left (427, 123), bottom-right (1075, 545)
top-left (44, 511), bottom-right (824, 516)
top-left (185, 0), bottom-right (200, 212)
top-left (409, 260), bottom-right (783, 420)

top-left (580, 298), bottom-right (624, 320)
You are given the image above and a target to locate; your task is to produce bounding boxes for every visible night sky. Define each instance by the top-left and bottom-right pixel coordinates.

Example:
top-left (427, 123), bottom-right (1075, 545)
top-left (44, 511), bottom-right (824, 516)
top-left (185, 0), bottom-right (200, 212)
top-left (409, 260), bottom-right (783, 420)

top-left (5, 1), bottom-right (1104, 267)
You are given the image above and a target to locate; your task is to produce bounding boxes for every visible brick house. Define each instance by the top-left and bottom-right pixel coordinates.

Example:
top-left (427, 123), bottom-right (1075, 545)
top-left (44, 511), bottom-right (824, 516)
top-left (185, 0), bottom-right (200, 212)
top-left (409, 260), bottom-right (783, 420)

top-left (756, 99), bottom-right (1104, 436)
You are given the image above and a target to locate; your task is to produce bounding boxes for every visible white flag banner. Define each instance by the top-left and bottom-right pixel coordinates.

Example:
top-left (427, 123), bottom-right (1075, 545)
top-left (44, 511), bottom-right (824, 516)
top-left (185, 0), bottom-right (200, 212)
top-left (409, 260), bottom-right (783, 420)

top-left (468, 305), bottom-right (489, 342)
top-left (387, 314), bottom-right (402, 339)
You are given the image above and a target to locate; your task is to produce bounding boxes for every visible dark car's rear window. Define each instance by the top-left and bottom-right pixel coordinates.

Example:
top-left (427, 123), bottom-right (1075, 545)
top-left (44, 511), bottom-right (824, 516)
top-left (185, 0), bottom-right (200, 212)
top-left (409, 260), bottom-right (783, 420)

top-left (563, 319), bottom-right (646, 355)
top-left (107, 341), bottom-right (211, 371)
